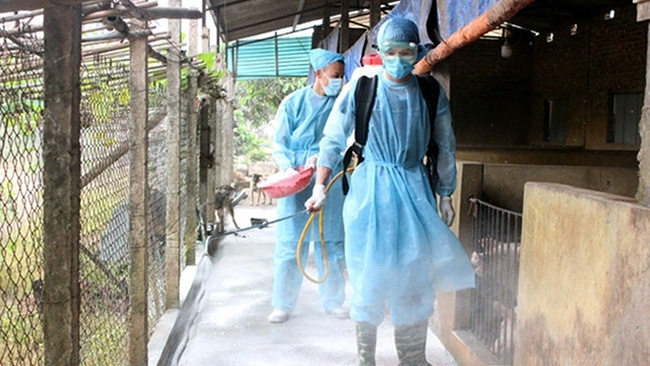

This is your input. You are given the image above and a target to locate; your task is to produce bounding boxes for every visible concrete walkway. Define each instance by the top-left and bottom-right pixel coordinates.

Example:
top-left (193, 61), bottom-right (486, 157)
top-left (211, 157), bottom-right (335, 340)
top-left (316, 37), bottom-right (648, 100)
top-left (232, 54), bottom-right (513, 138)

top-left (150, 200), bottom-right (458, 366)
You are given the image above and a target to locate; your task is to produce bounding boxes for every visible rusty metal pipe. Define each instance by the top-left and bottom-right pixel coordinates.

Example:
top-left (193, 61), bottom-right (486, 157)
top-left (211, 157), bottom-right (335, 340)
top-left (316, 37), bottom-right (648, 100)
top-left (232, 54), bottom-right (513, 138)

top-left (414, 0), bottom-right (536, 74)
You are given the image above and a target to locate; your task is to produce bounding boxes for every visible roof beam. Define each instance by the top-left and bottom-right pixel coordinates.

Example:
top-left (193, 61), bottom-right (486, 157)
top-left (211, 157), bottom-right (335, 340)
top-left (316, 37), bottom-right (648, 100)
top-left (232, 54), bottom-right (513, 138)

top-left (292, 0), bottom-right (306, 31)
top-left (206, 0), bottom-right (256, 11)
top-left (86, 5), bottom-right (203, 20)
top-left (0, 0), bottom-right (87, 12)
top-left (227, 3), bottom-right (327, 34)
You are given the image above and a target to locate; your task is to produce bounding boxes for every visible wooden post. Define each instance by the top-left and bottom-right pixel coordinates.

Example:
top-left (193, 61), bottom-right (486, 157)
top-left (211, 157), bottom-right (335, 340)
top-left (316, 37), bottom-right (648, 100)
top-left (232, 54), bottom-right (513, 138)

top-left (224, 74), bottom-right (235, 185)
top-left (189, 16), bottom-right (199, 58)
top-left (42, 4), bottom-right (81, 365)
top-left (638, 22), bottom-right (650, 207)
top-left (215, 97), bottom-right (225, 187)
top-left (213, 59), bottom-right (225, 187)
top-left (370, 0), bottom-right (381, 29)
top-left (185, 70), bottom-right (199, 265)
top-left (165, 0), bottom-right (182, 310)
top-left (339, 0), bottom-right (349, 52)
top-left (274, 33), bottom-right (280, 77)
top-left (198, 96), bottom-right (210, 222)
top-left (207, 95), bottom-right (217, 223)
top-left (322, 0), bottom-right (330, 36)
top-left (216, 76), bottom-right (230, 188)
top-left (128, 19), bottom-right (149, 366)
top-left (202, 26), bottom-right (210, 53)
top-left (198, 94), bottom-right (216, 226)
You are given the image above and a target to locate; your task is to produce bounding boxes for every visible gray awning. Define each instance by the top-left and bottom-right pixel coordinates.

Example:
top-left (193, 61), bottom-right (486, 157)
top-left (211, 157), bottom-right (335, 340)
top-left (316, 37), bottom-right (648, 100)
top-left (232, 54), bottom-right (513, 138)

top-left (207, 0), bottom-right (394, 41)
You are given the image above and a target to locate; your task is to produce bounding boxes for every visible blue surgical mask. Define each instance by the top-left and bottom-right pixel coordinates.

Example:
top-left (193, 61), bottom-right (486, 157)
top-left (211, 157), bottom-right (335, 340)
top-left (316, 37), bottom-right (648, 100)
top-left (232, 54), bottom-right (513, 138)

top-left (323, 76), bottom-right (343, 96)
top-left (381, 55), bottom-right (415, 80)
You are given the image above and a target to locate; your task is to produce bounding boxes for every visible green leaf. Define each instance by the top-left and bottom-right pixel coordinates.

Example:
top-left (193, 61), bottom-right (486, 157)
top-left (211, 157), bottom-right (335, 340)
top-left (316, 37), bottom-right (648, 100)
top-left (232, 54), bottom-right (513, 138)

top-left (197, 52), bottom-right (215, 73)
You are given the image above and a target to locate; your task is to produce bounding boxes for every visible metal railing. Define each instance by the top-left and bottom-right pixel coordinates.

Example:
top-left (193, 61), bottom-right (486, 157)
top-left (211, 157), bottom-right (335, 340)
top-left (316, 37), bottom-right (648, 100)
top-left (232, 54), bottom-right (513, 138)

top-left (468, 197), bottom-right (522, 365)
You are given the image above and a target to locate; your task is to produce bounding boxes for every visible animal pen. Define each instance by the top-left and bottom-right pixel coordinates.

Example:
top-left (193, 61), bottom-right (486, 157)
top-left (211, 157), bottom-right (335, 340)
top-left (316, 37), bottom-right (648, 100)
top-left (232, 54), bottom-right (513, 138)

top-left (0, 1), bottom-right (223, 365)
top-left (468, 197), bottom-right (522, 366)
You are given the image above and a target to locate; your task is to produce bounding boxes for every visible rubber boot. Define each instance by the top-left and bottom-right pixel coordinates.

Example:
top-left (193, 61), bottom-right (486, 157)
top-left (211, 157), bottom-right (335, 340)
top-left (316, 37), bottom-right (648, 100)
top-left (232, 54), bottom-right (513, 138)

top-left (355, 321), bottom-right (377, 366)
top-left (394, 321), bottom-right (431, 366)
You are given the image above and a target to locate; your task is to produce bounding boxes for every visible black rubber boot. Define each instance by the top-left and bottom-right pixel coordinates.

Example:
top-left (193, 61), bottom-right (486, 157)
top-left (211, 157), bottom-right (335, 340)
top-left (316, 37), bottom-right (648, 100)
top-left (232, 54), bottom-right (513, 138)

top-left (355, 321), bottom-right (377, 366)
top-left (394, 321), bottom-right (431, 366)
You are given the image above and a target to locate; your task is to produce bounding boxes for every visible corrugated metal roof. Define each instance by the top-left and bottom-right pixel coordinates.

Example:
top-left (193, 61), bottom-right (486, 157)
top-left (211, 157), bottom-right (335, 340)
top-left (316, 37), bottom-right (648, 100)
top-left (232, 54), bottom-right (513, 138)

top-left (207, 0), bottom-right (394, 41)
top-left (228, 35), bottom-right (313, 80)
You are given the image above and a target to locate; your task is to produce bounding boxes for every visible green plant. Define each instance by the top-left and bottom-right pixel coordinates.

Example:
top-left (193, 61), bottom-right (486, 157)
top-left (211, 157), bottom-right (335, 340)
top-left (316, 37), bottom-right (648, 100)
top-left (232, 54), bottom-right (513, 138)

top-left (234, 122), bottom-right (270, 163)
top-left (232, 77), bottom-right (305, 163)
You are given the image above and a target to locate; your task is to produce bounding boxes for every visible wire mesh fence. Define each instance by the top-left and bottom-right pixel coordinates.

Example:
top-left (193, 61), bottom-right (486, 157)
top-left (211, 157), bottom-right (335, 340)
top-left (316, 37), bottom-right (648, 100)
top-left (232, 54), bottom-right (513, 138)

top-left (0, 31), bottom-right (46, 366)
top-left (78, 53), bottom-right (132, 365)
top-left (0, 23), bottom-right (197, 366)
top-left (147, 78), bottom-right (169, 332)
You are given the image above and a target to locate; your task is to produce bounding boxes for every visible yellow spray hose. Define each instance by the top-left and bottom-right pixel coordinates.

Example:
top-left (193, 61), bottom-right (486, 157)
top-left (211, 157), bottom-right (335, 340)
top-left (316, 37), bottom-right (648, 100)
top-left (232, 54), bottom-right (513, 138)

top-left (296, 168), bottom-right (352, 284)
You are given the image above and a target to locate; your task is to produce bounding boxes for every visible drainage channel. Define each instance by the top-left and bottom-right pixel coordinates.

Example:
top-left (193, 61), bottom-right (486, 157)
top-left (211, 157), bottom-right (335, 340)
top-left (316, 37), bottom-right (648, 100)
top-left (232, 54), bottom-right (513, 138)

top-left (155, 235), bottom-right (222, 366)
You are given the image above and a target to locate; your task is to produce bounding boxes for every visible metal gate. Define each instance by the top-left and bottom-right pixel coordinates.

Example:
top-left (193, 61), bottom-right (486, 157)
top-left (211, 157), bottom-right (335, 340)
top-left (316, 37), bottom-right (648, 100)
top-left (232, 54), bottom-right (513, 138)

top-left (468, 198), bottom-right (522, 365)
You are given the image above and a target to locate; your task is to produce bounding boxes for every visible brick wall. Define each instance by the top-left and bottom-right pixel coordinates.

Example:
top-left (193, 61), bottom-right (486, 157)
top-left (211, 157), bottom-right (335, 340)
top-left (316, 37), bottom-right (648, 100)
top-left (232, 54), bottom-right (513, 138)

top-left (585, 6), bottom-right (647, 150)
top-left (529, 21), bottom-right (590, 147)
top-left (531, 5), bottom-right (646, 150)
top-left (448, 37), bottom-right (533, 146)
top-left (447, 4), bottom-right (646, 153)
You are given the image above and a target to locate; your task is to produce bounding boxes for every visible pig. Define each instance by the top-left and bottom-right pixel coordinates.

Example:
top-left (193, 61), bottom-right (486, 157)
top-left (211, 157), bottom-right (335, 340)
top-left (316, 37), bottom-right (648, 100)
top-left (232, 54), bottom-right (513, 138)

top-left (493, 300), bottom-right (517, 361)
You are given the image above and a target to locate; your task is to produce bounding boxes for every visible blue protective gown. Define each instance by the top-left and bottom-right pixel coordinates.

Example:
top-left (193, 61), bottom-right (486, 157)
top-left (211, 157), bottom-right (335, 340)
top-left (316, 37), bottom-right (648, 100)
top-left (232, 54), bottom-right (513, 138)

top-left (318, 72), bottom-right (475, 326)
top-left (271, 85), bottom-right (346, 313)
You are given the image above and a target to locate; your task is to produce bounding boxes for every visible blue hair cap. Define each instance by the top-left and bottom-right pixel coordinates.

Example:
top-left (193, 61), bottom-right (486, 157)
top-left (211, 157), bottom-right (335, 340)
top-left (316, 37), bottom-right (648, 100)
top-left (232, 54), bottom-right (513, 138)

top-left (377, 17), bottom-right (421, 45)
top-left (309, 48), bottom-right (345, 70)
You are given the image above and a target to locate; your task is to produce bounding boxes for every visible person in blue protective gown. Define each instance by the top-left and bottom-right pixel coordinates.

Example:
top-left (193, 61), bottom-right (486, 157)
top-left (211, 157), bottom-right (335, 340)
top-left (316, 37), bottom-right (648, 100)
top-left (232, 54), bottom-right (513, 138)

top-left (305, 18), bottom-right (475, 365)
top-left (268, 48), bottom-right (348, 324)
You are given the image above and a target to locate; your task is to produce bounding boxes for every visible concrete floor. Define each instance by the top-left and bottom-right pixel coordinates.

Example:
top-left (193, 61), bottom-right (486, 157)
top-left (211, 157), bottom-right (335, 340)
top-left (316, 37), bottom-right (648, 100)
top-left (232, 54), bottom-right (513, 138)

top-left (149, 200), bottom-right (458, 366)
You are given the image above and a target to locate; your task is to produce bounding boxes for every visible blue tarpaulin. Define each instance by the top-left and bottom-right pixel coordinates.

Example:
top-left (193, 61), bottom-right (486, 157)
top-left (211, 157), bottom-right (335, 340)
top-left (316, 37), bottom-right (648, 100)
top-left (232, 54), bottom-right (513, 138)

top-left (438, 0), bottom-right (500, 39)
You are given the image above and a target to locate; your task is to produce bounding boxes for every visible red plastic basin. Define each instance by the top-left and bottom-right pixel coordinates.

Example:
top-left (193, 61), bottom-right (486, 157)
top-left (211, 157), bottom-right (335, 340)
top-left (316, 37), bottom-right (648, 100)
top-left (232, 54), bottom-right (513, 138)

top-left (258, 166), bottom-right (314, 199)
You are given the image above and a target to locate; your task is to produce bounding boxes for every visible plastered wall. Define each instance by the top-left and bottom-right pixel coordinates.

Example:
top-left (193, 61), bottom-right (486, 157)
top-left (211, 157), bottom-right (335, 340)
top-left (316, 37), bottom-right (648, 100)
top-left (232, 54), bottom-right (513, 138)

top-left (515, 183), bottom-right (650, 366)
